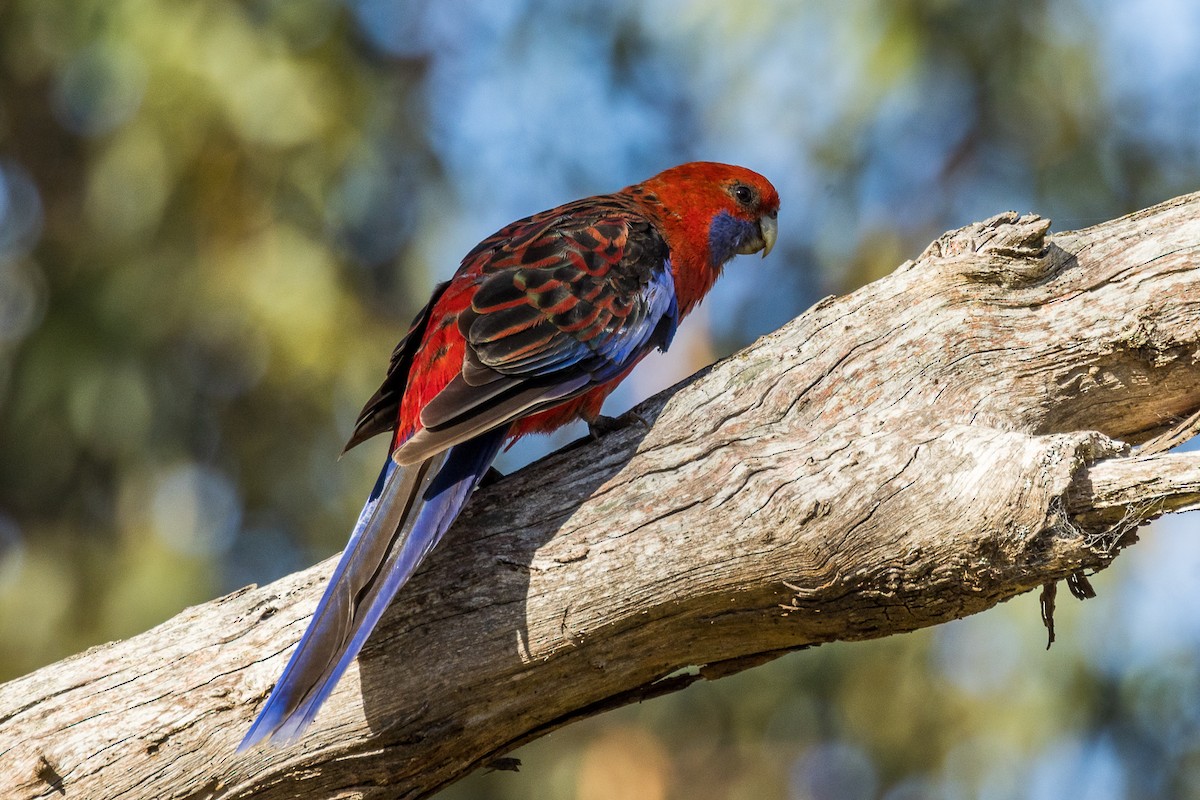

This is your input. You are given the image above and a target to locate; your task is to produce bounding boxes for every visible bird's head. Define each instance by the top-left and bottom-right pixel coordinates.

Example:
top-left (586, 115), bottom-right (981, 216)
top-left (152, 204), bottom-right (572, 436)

top-left (631, 161), bottom-right (780, 313)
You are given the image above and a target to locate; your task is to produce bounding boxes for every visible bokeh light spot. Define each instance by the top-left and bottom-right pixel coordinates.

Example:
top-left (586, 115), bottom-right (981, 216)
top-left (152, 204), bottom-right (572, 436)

top-left (0, 259), bottom-right (46, 345)
top-left (150, 463), bottom-right (241, 557)
top-left (791, 740), bottom-right (878, 800)
top-left (53, 40), bottom-right (147, 136)
top-left (0, 514), bottom-right (25, 593)
top-left (85, 123), bottom-right (171, 242)
top-left (0, 161), bottom-right (44, 260)
top-left (66, 362), bottom-right (154, 457)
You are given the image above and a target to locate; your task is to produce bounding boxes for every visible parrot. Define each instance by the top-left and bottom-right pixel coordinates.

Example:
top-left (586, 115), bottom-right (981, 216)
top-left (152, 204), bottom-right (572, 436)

top-left (239, 161), bottom-right (780, 749)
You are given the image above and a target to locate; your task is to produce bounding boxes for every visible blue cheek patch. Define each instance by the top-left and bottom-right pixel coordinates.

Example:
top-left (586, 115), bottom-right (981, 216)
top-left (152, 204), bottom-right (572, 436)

top-left (707, 210), bottom-right (755, 267)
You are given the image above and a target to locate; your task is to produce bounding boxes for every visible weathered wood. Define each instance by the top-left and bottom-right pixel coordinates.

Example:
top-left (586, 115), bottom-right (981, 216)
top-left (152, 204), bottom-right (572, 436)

top-left (3, 194), bottom-right (1199, 800)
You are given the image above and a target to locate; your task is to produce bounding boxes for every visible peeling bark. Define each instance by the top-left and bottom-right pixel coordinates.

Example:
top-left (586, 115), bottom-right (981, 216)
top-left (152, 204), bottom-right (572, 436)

top-left (3, 194), bottom-right (1200, 799)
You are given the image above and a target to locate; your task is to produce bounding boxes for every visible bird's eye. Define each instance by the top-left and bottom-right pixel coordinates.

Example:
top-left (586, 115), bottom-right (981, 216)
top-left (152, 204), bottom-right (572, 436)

top-left (733, 184), bottom-right (754, 205)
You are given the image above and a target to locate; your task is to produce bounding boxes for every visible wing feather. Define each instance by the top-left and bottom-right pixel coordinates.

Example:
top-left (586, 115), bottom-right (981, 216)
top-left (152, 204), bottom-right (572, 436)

top-left (392, 201), bottom-right (678, 464)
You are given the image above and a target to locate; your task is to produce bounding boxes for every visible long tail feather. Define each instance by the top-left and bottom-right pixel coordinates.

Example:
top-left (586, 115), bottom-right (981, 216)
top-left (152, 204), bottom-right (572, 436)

top-left (239, 427), bottom-right (507, 750)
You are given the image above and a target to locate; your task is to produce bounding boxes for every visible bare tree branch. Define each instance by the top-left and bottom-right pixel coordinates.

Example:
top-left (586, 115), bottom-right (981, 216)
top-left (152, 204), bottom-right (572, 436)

top-left (3, 193), bottom-right (1199, 800)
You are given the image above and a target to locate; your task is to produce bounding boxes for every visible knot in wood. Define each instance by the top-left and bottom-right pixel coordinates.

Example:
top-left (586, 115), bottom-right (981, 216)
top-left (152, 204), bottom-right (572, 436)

top-left (920, 211), bottom-right (1055, 287)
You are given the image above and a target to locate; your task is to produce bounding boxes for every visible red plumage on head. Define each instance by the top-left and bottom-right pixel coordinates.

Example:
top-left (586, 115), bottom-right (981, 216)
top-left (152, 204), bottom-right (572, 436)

top-left (629, 162), bottom-right (780, 316)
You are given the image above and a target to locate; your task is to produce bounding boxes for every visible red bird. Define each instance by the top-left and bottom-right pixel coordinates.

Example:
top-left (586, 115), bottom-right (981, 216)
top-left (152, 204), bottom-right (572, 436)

top-left (240, 162), bottom-right (780, 748)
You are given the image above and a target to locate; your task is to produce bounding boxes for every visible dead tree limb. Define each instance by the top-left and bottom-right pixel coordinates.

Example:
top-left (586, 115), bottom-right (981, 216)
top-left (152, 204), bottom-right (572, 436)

top-left (3, 193), bottom-right (1200, 799)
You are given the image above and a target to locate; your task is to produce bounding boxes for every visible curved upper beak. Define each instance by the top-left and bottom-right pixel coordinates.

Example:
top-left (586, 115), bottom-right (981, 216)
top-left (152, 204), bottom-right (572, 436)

top-left (733, 211), bottom-right (779, 259)
top-left (759, 212), bottom-right (778, 258)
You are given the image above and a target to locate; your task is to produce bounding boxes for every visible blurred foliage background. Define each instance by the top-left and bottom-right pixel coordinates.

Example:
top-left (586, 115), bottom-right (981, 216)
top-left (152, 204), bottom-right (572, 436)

top-left (1, 1), bottom-right (1199, 798)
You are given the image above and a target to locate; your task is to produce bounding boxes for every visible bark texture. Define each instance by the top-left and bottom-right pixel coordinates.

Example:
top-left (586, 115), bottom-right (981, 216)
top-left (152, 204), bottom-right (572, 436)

top-left (4, 193), bottom-right (1200, 799)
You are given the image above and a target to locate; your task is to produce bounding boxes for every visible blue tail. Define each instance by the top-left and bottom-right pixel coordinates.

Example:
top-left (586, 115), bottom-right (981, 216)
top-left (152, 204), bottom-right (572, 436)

top-left (239, 428), bottom-right (507, 750)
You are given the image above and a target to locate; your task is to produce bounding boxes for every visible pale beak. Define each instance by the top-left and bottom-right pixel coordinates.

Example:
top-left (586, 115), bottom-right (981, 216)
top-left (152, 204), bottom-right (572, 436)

top-left (759, 212), bottom-right (778, 258)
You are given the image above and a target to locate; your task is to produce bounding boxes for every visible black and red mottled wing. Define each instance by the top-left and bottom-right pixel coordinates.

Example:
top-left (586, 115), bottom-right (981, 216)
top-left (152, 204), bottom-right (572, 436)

top-left (391, 196), bottom-right (679, 464)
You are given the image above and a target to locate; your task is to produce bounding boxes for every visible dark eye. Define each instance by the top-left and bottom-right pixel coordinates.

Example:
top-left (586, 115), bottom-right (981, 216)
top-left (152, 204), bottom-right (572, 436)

top-left (733, 184), bottom-right (754, 205)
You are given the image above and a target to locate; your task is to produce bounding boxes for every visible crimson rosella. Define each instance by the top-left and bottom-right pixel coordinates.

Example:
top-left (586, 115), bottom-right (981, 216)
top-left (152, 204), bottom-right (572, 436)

top-left (239, 162), bottom-right (780, 749)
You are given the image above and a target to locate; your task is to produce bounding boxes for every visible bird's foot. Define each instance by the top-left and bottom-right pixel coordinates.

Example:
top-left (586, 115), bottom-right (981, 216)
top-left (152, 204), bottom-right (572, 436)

top-left (587, 410), bottom-right (653, 440)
